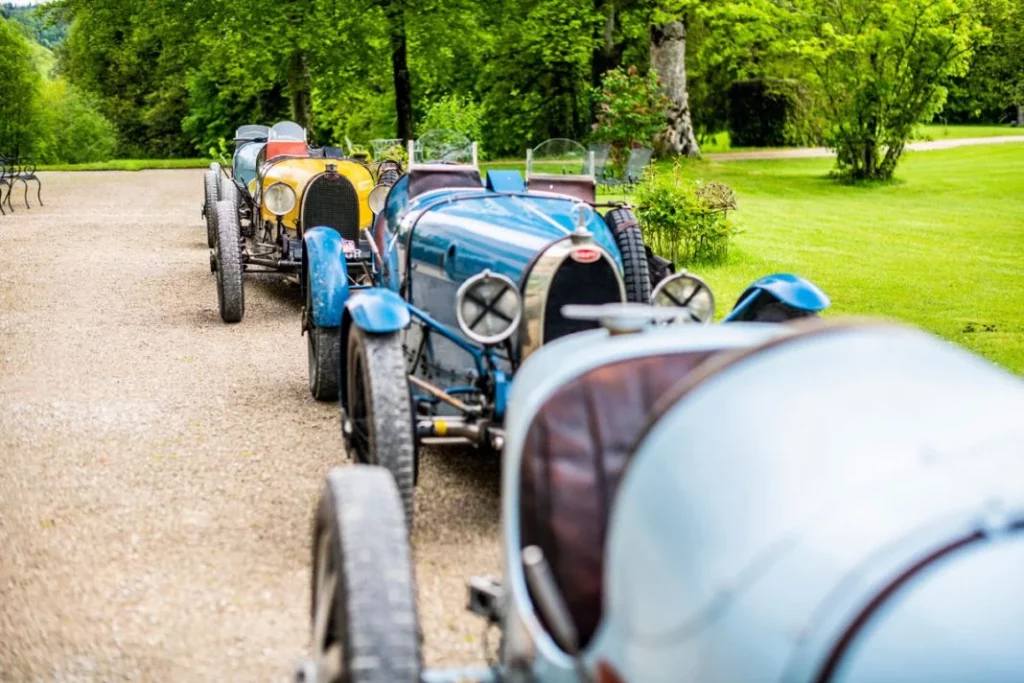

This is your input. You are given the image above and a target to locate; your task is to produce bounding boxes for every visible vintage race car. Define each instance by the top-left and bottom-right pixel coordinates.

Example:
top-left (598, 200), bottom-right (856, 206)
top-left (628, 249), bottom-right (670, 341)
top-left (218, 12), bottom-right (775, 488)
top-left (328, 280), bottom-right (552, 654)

top-left (297, 309), bottom-right (1024, 683)
top-left (208, 121), bottom-right (384, 328)
top-left (302, 137), bottom-right (831, 524)
top-left (202, 125), bottom-right (269, 249)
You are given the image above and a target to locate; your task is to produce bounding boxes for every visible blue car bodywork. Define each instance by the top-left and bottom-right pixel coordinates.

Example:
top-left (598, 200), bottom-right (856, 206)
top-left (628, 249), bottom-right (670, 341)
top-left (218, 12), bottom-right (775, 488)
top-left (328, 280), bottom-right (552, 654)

top-left (304, 145), bottom-right (833, 461)
top-left (231, 124), bottom-right (269, 190)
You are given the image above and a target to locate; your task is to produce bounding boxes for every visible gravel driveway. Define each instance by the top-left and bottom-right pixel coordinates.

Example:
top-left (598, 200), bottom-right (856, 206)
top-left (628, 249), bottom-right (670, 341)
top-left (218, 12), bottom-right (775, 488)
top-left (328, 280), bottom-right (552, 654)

top-left (0, 170), bottom-right (499, 680)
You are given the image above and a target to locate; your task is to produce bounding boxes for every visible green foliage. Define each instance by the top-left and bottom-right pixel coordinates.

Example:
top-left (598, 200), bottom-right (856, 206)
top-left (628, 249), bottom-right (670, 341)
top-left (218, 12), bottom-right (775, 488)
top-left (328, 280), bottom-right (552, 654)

top-left (942, 0), bottom-right (1024, 123)
top-left (635, 162), bottom-right (738, 266)
top-left (480, 0), bottom-right (600, 156)
top-left (419, 95), bottom-right (485, 145)
top-left (38, 158), bottom-right (212, 172)
top-left (0, 4), bottom-right (66, 49)
top-left (592, 65), bottom-right (669, 168)
top-left (34, 79), bottom-right (117, 164)
top-left (0, 16), bottom-right (41, 156)
top-left (770, 0), bottom-right (995, 181)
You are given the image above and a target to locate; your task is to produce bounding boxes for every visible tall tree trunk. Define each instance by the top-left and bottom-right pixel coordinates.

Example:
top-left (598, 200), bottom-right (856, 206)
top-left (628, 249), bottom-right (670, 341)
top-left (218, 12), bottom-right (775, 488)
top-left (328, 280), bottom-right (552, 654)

top-left (287, 51), bottom-right (314, 135)
top-left (1017, 103), bottom-right (1024, 127)
top-left (385, 1), bottom-right (414, 142)
top-left (650, 19), bottom-right (700, 157)
top-left (592, 1), bottom-right (620, 88)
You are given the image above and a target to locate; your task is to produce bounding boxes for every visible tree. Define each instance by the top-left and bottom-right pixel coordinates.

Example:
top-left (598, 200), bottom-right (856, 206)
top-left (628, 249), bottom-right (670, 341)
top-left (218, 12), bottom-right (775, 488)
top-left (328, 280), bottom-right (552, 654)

top-left (777, 0), bottom-right (995, 180)
top-left (0, 16), bottom-right (42, 156)
top-left (649, 14), bottom-right (700, 156)
top-left (377, 0), bottom-right (413, 141)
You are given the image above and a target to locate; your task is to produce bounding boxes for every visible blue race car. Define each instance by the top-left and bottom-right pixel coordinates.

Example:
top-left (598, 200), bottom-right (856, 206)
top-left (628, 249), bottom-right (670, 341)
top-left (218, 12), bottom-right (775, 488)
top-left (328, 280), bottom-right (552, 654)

top-left (298, 311), bottom-right (1024, 683)
top-left (301, 137), bottom-right (830, 523)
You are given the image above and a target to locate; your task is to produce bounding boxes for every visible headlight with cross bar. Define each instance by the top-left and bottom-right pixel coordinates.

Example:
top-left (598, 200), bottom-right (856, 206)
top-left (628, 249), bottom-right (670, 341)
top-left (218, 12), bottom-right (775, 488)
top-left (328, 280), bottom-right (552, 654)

top-left (455, 270), bottom-right (523, 345)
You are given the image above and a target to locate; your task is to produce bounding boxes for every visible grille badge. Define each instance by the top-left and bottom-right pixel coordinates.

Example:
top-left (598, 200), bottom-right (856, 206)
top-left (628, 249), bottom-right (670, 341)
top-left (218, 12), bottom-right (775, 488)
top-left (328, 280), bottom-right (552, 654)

top-left (570, 247), bottom-right (601, 264)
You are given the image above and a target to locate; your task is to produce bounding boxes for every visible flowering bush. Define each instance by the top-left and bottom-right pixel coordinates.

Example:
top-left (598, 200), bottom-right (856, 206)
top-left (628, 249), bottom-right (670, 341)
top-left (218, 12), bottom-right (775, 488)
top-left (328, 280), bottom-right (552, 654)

top-left (592, 66), bottom-right (669, 172)
top-left (634, 162), bottom-right (738, 266)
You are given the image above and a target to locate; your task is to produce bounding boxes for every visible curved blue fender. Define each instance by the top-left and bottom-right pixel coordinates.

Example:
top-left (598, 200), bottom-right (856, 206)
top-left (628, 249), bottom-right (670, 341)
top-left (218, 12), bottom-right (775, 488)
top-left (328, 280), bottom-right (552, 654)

top-left (726, 273), bottom-right (831, 322)
top-left (345, 288), bottom-right (411, 333)
top-left (303, 226), bottom-right (350, 328)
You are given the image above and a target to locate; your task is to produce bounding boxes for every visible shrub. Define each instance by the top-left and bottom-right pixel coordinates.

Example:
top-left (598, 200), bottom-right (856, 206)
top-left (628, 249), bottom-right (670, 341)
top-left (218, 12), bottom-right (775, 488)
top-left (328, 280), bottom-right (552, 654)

top-left (420, 95), bottom-right (485, 147)
top-left (35, 79), bottom-right (117, 164)
top-left (727, 79), bottom-right (819, 148)
top-left (634, 163), bottom-right (738, 266)
top-left (592, 66), bottom-right (670, 172)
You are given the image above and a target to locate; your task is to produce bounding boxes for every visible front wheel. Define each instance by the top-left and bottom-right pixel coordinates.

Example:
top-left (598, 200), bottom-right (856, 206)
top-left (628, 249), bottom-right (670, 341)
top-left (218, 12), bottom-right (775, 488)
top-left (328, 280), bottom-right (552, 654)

top-left (605, 207), bottom-right (652, 303)
top-left (306, 272), bottom-right (341, 401)
top-left (204, 169), bottom-right (220, 248)
top-left (308, 466), bottom-right (421, 683)
top-left (345, 327), bottom-right (416, 527)
top-left (214, 200), bottom-right (245, 323)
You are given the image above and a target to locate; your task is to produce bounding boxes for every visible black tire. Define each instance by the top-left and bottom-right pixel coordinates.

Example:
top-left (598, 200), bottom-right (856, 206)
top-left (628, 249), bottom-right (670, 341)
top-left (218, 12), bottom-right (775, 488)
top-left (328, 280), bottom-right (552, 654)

top-left (345, 327), bottom-right (416, 526)
top-left (378, 168), bottom-right (400, 187)
top-left (204, 169), bottom-right (220, 248)
top-left (307, 274), bottom-right (341, 401)
top-left (214, 200), bottom-right (245, 323)
top-left (220, 176), bottom-right (240, 212)
top-left (605, 207), bottom-right (652, 303)
top-left (309, 466), bottom-right (421, 683)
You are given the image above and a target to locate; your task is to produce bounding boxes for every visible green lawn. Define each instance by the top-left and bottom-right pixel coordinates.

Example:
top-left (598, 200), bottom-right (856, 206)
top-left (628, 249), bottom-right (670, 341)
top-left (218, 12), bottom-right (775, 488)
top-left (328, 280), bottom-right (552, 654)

top-left (667, 145), bottom-right (1024, 373)
top-left (918, 123), bottom-right (1024, 140)
top-left (696, 124), bottom-right (1024, 154)
top-left (38, 159), bottom-right (213, 172)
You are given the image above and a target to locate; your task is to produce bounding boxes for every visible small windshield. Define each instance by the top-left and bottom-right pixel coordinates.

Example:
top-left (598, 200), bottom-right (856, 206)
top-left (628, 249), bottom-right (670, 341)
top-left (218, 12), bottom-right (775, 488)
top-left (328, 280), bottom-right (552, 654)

top-left (236, 124), bottom-right (270, 141)
top-left (269, 121), bottom-right (306, 142)
top-left (415, 129), bottom-right (474, 164)
top-left (370, 138), bottom-right (404, 161)
top-left (527, 138), bottom-right (591, 177)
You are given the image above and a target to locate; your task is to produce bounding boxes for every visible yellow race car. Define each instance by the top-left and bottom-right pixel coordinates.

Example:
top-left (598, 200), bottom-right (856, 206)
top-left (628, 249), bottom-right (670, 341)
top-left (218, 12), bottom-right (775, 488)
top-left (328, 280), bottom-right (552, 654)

top-left (209, 121), bottom-right (399, 326)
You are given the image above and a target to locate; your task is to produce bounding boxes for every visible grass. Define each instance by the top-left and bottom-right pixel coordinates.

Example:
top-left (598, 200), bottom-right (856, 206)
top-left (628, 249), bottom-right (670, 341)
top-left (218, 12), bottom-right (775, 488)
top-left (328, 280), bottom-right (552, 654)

top-left (38, 159), bottom-right (213, 172)
top-left (695, 123), bottom-right (1024, 154)
top-left (652, 144), bottom-right (1024, 373)
top-left (918, 123), bottom-right (1024, 140)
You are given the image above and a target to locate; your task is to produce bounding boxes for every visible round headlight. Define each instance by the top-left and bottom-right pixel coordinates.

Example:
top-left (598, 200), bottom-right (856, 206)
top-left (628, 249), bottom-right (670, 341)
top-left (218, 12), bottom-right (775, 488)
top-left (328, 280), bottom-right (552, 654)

top-left (264, 182), bottom-right (296, 216)
top-left (651, 272), bottom-right (716, 324)
top-left (456, 270), bottom-right (523, 345)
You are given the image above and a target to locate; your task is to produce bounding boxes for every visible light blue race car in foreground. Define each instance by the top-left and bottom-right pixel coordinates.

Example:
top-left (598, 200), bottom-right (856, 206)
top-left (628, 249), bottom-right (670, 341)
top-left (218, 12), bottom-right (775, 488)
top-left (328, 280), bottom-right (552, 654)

top-left (297, 300), bottom-right (1024, 683)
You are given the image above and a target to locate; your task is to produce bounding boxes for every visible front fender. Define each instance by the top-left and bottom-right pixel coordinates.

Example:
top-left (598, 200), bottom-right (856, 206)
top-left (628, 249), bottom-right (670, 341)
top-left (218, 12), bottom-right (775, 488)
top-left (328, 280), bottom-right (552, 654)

top-left (726, 273), bottom-right (831, 322)
top-left (303, 226), bottom-right (350, 328)
top-left (345, 288), bottom-right (411, 334)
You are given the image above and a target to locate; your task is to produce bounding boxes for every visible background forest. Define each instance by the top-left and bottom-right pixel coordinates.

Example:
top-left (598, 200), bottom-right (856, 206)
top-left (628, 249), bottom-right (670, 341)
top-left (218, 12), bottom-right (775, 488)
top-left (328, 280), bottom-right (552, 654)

top-left (1, 0), bottom-right (1023, 175)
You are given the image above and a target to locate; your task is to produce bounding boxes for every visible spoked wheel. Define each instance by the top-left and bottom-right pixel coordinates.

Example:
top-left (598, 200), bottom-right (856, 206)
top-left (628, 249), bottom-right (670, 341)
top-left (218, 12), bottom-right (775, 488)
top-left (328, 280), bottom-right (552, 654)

top-left (204, 169), bottom-right (220, 248)
top-left (304, 466), bottom-right (421, 683)
top-left (306, 271), bottom-right (341, 401)
top-left (344, 327), bottom-right (416, 526)
top-left (214, 200), bottom-right (245, 323)
top-left (605, 207), bottom-right (652, 303)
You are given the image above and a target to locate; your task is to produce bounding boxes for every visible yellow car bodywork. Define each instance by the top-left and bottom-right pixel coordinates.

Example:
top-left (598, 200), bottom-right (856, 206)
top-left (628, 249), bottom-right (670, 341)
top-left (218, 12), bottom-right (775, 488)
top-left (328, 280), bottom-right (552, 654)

top-left (257, 157), bottom-right (376, 235)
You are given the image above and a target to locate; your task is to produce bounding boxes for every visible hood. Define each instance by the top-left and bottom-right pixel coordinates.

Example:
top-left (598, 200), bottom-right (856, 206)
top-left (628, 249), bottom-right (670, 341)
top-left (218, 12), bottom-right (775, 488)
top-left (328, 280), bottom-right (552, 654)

top-left (407, 190), bottom-right (622, 285)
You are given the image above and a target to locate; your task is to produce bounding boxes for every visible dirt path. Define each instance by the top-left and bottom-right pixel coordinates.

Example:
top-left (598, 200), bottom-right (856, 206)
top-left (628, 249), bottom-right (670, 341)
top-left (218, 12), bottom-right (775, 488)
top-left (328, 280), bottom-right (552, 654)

top-left (707, 134), bottom-right (1024, 161)
top-left (0, 170), bottom-right (498, 680)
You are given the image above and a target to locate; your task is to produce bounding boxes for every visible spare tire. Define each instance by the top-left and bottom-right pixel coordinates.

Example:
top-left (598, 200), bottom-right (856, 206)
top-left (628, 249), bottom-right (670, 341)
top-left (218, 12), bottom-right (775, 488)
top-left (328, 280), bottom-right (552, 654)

top-left (604, 207), bottom-right (652, 304)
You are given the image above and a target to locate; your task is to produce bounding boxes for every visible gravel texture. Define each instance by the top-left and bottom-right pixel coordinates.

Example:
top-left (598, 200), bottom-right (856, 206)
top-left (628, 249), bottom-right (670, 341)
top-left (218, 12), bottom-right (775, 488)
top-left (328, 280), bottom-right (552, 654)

top-left (0, 170), bottom-right (500, 681)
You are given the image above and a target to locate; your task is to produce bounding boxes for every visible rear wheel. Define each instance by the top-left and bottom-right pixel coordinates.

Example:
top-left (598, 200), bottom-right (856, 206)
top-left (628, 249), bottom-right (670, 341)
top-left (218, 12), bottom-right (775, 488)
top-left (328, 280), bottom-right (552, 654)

top-left (345, 327), bottom-right (416, 527)
top-left (306, 466), bottom-right (421, 683)
top-left (306, 272), bottom-right (341, 402)
top-left (214, 200), bottom-right (245, 323)
top-left (605, 207), bottom-right (652, 303)
top-left (204, 169), bottom-right (220, 248)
